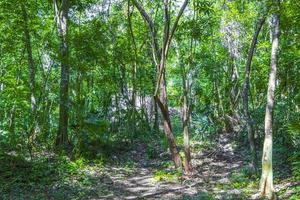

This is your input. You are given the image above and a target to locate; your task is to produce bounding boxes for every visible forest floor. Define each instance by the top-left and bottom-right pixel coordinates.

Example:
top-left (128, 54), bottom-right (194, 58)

top-left (93, 133), bottom-right (299, 200)
top-left (1, 133), bottom-right (299, 200)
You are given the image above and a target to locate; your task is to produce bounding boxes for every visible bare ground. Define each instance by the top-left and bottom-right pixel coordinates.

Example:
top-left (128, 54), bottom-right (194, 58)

top-left (88, 135), bottom-right (254, 199)
top-left (86, 133), bottom-right (299, 200)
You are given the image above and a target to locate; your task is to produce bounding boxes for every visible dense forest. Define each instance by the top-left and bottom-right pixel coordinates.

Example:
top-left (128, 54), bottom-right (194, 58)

top-left (0, 0), bottom-right (299, 199)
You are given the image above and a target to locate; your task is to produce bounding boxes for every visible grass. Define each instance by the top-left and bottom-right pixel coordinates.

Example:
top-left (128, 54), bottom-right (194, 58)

top-left (153, 169), bottom-right (182, 182)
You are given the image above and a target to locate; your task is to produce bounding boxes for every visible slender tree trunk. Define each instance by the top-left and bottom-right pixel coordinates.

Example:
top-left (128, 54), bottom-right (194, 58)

top-left (127, 3), bottom-right (137, 136)
top-left (153, 98), bottom-right (159, 131)
top-left (260, 9), bottom-right (279, 200)
top-left (75, 71), bottom-right (83, 137)
top-left (182, 86), bottom-right (192, 172)
top-left (150, 48), bottom-right (159, 133)
top-left (155, 72), bottom-right (182, 168)
top-left (21, 3), bottom-right (39, 147)
top-left (133, 0), bottom-right (188, 169)
top-left (54, 0), bottom-right (70, 148)
top-left (176, 46), bottom-right (192, 173)
top-left (231, 60), bottom-right (240, 109)
top-left (242, 16), bottom-right (266, 174)
top-left (21, 3), bottom-right (36, 115)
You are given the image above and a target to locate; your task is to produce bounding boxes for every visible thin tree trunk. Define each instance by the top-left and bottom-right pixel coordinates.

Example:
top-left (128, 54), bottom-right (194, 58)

top-left (21, 3), bottom-right (36, 115)
top-left (260, 8), bottom-right (279, 200)
top-left (133, 0), bottom-right (188, 169)
top-left (182, 80), bottom-right (192, 172)
top-left (242, 15), bottom-right (266, 174)
top-left (150, 47), bottom-right (159, 133)
top-left (127, 3), bottom-right (137, 136)
top-left (153, 96), bottom-right (159, 133)
top-left (231, 60), bottom-right (240, 110)
top-left (75, 70), bottom-right (83, 137)
top-left (176, 45), bottom-right (192, 173)
top-left (21, 3), bottom-right (40, 149)
top-left (54, 0), bottom-right (70, 148)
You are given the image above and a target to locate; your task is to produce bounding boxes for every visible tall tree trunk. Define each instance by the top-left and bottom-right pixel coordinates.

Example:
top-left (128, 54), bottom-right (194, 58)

top-left (260, 8), bottom-right (279, 200)
top-left (155, 60), bottom-right (182, 168)
top-left (230, 60), bottom-right (240, 111)
top-left (21, 3), bottom-right (38, 145)
top-left (150, 47), bottom-right (159, 133)
top-left (75, 70), bottom-right (83, 138)
top-left (181, 76), bottom-right (192, 172)
top-left (176, 46), bottom-right (192, 173)
top-left (127, 3), bottom-right (137, 136)
top-left (155, 94), bottom-right (182, 168)
top-left (133, 0), bottom-right (188, 169)
top-left (21, 3), bottom-right (36, 115)
top-left (242, 16), bottom-right (266, 174)
top-left (54, 0), bottom-right (70, 148)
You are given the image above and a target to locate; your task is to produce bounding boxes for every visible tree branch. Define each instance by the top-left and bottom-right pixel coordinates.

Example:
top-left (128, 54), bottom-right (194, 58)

top-left (155, 0), bottom-right (189, 96)
top-left (132, 0), bottom-right (160, 63)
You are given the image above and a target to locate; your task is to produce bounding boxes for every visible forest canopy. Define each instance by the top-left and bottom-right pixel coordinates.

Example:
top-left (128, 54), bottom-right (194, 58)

top-left (0, 0), bottom-right (299, 199)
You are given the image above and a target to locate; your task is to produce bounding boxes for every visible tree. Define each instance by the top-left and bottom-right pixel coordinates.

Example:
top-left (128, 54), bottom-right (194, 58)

top-left (260, 2), bottom-right (280, 199)
top-left (176, 46), bottom-right (193, 173)
top-left (242, 10), bottom-right (267, 174)
top-left (133, 0), bottom-right (189, 169)
top-left (54, 0), bottom-right (70, 148)
top-left (21, 2), bottom-right (38, 147)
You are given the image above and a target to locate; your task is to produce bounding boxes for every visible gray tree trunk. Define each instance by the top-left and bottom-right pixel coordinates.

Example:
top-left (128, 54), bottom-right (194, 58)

top-left (176, 45), bottom-right (192, 173)
top-left (181, 72), bottom-right (192, 173)
top-left (260, 9), bottom-right (279, 200)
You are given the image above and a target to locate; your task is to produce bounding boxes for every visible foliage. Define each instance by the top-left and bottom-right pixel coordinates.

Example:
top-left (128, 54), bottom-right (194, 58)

top-left (0, 0), bottom-right (299, 198)
top-left (153, 169), bottom-right (182, 183)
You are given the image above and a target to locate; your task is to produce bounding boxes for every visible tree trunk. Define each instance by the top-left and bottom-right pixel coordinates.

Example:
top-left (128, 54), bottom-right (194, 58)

top-left (155, 95), bottom-right (182, 168)
top-left (21, 3), bottom-right (39, 146)
top-left (155, 56), bottom-right (182, 168)
top-left (54, 0), bottom-right (70, 148)
top-left (133, 0), bottom-right (188, 169)
top-left (75, 70), bottom-right (83, 138)
top-left (182, 91), bottom-right (192, 172)
top-left (242, 16), bottom-right (266, 174)
top-left (176, 46), bottom-right (192, 173)
top-left (260, 9), bottom-right (279, 200)
top-left (21, 3), bottom-right (36, 115)
top-left (127, 4), bottom-right (137, 136)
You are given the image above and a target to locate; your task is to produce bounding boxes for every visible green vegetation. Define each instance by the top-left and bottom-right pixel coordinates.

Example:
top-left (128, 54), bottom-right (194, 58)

top-left (0, 0), bottom-right (299, 199)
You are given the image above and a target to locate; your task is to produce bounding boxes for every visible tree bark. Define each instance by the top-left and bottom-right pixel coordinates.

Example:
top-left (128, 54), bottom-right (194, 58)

top-left (54, 0), bottom-right (70, 148)
top-left (260, 7), bottom-right (279, 200)
top-left (127, 2), bottom-right (137, 136)
top-left (133, 0), bottom-right (188, 169)
top-left (21, 3), bottom-right (36, 115)
top-left (176, 46), bottom-right (192, 173)
top-left (181, 66), bottom-right (192, 173)
top-left (21, 3), bottom-right (41, 148)
top-left (242, 15), bottom-right (266, 174)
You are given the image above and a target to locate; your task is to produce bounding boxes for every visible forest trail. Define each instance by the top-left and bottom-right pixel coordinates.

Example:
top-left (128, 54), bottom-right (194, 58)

top-left (95, 133), bottom-right (252, 200)
top-left (3, 133), bottom-right (298, 200)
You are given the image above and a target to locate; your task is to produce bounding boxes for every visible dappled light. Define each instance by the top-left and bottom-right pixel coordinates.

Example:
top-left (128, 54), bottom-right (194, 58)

top-left (0, 0), bottom-right (299, 199)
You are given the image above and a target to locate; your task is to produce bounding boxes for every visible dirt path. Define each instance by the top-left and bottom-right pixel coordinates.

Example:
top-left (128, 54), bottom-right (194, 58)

top-left (93, 133), bottom-right (253, 200)
top-left (2, 134), bottom-right (298, 200)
